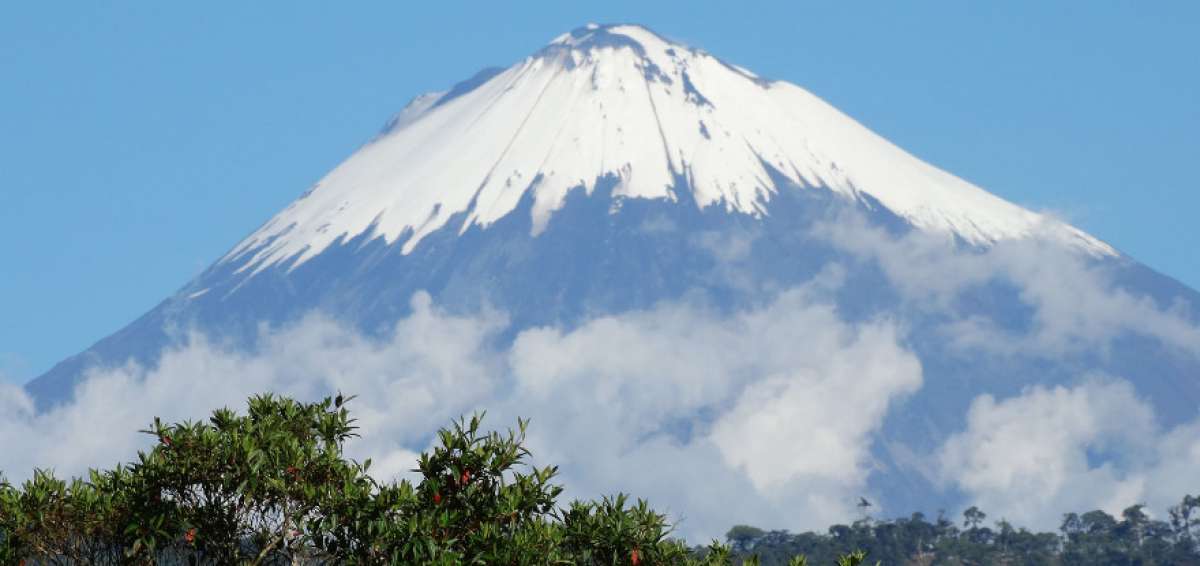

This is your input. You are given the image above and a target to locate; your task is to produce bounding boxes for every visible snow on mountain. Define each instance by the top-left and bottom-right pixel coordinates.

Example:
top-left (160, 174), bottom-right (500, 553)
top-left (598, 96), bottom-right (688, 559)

top-left (223, 23), bottom-right (1114, 276)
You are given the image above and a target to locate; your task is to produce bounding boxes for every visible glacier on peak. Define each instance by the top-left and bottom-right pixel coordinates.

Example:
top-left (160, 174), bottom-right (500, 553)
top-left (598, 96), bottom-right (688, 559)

top-left (222, 23), bottom-right (1114, 276)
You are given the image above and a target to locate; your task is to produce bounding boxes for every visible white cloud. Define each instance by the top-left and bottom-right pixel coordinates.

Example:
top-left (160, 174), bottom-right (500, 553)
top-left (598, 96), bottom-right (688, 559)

top-left (0, 293), bottom-right (505, 486)
top-left (938, 378), bottom-right (1200, 529)
top-left (710, 322), bottom-right (921, 491)
top-left (815, 210), bottom-right (1200, 359)
top-left (504, 288), bottom-right (922, 535)
top-left (1143, 421), bottom-right (1200, 512)
top-left (0, 287), bottom-right (920, 540)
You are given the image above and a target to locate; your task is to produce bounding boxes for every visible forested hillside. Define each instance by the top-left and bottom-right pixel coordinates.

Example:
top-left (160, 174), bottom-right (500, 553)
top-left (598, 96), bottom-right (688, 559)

top-left (726, 496), bottom-right (1200, 565)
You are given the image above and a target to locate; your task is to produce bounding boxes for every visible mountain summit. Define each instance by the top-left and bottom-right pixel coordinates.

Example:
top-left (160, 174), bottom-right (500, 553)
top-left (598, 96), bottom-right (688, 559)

top-left (26, 24), bottom-right (1200, 535)
top-left (225, 23), bottom-right (1110, 277)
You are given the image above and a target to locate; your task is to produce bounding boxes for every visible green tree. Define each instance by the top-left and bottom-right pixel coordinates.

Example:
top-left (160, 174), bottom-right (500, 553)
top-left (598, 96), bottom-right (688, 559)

top-left (961, 505), bottom-right (986, 530)
top-left (3, 393), bottom-right (861, 565)
top-left (726, 526), bottom-right (766, 554)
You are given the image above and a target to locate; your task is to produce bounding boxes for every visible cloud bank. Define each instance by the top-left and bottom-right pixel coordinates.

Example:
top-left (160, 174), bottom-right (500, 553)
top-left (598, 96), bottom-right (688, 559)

top-left (1, 285), bottom-right (921, 539)
top-left (5, 210), bottom-right (1200, 540)
top-left (812, 213), bottom-right (1200, 528)
top-left (939, 378), bottom-right (1200, 530)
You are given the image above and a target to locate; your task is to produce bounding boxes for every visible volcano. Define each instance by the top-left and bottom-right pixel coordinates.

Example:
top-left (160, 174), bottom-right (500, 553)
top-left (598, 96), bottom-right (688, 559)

top-left (27, 24), bottom-right (1200, 532)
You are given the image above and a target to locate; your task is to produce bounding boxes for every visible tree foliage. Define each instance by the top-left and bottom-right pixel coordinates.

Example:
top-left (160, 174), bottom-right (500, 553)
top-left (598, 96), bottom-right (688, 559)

top-left (0, 393), bottom-right (869, 565)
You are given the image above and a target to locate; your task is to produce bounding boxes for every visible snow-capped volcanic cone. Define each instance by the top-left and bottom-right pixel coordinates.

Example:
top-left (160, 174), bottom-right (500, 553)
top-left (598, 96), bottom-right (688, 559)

top-left (26, 24), bottom-right (1200, 533)
top-left (227, 23), bottom-right (1111, 277)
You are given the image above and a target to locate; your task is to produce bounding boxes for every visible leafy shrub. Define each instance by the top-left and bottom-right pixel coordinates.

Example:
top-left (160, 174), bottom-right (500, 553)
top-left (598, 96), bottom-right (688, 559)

top-left (1, 393), bottom-right (865, 565)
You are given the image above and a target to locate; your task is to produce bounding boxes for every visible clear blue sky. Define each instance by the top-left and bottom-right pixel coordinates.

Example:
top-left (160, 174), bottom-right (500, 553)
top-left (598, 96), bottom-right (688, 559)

top-left (2, 2), bottom-right (1197, 384)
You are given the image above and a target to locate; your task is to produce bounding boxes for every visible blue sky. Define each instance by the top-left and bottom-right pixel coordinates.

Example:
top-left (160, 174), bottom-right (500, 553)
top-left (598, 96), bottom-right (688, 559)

top-left (2, 2), bottom-right (1197, 384)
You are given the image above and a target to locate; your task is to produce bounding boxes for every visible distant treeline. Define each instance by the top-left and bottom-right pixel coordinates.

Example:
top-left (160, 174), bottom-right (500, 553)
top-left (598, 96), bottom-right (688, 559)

top-left (724, 496), bottom-right (1200, 565)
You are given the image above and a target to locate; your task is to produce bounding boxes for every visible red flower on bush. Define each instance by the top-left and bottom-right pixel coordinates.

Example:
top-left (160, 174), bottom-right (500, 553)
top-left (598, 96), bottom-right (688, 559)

top-left (631, 547), bottom-right (640, 565)
top-left (433, 491), bottom-right (442, 505)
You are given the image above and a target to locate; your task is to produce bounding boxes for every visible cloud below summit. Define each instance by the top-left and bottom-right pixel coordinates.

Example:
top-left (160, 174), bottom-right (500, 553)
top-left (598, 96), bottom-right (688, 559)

top-left (5, 211), bottom-right (1200, 540)
top-left (1, 286), bottom-right (922, 539)
top-left (506, 287), bottom-right (923, 533)
top-left (814, 211), bottom-right (1200, 359)
top-left (938, 378), bottom-right (1200, 529)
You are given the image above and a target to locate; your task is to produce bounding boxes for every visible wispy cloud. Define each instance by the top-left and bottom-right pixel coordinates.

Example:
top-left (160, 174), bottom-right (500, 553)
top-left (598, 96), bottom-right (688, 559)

top-left (814, 210), bottom-right (1200, 358)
